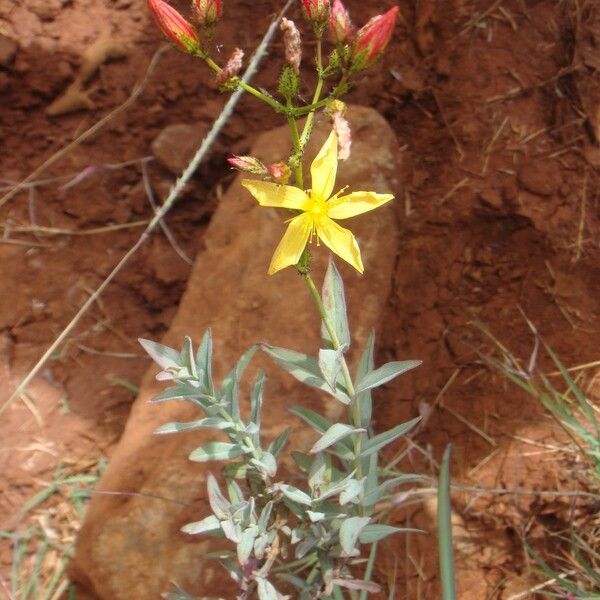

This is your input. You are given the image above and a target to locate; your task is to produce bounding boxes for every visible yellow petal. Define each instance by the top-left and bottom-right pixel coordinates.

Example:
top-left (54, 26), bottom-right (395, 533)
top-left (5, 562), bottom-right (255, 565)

top-left (242, 179), bottom-right (310, 210)
top-left (268, 213), bottom-right (313, 275)
top-left (316, 217), bottom-right (364, 273)
top-left (327, 192), bottom-right (394, 220)
top-left (310, 130), bottom-right (338, 201)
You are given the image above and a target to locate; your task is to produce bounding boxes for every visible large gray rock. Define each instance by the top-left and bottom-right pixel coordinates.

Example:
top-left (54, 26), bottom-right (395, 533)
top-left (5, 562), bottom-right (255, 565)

top-left (70, 106), bottom-right (402, 599)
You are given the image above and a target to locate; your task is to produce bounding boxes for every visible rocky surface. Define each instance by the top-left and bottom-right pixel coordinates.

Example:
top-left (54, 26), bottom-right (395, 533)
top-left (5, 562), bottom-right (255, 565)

top-left (70, 106), bottom-right (403, 599)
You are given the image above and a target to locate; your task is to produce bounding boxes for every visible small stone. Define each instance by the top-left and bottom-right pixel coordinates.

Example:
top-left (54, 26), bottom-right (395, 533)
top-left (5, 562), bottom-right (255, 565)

top-left (151, 123), bottom-right (208, 174)
top-left (479, 188), bottom-right (503, 209)
top-left (517, 159), bottom-right (561, 196)
top-left (0, 35), bottom-right (17, 67)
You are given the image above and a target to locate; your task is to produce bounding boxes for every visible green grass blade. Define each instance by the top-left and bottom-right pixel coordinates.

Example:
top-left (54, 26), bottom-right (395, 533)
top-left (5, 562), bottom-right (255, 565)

top-left (438, 444), bottom-right (456, 600)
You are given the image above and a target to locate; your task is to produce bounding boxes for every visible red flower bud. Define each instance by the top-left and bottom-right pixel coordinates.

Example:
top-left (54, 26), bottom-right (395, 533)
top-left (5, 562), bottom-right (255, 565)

top-left (328, 0), bottom-right (352, 43)
top-left (353, 6), bottom-right (399, 67)
top-left (147, 0), bottom-right (200, 53)
top-left (192, 0), bottom-right (223, 26)
top-left (227, 155), bottom-right (268, 176)
top-left (300, 0), bottom-right (330, 24)
top-left (267, 162), bottom-right (291, 184)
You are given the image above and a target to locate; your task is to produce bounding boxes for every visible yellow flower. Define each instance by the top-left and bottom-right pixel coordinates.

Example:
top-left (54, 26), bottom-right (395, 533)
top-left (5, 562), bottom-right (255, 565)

top-left (241, 130), bottom-right (393, 275)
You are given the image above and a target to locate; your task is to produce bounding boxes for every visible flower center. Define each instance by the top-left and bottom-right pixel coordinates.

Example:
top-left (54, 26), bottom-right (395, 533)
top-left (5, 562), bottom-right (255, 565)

top-left (308, 195), bottom-right (328, 222)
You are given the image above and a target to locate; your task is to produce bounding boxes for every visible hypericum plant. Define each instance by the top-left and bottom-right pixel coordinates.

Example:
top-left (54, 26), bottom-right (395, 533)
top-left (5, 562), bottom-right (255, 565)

top-left (142, 2), bottom-right (422, 598)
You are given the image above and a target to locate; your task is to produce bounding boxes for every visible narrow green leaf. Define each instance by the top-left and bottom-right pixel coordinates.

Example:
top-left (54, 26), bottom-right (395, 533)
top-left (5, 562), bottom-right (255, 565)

top-left (220, 346), bottom-right (257, 421)
top-left (355, 360), bottom-right (421, 394)
top-left (339, 516), bottom-right (370, 555)
top-left (257, 501), bottom-right (273, 533)
top-left (356, 331), bottom-right (375, 427)
top-left (262, 345), bottom-right (351, 404)
top-left (358, 524), bottom-right (420, 544)
top-left (321, 258), bottom-right (351, 350)
top-left (277, 484), bottom-right (312, 506)
top-left (318, 348), bottom-right (343, 391)
top-left (250, 452), bottom-right (277, 478)
top-left (438, 444), bottom-right (456, 600)
top-left (148, 384), bottom-right (213, 405)
top-left (257, 578), bottom-right (279, 600)
top-left (268, 427), bottom-right (291, 458)
top-left (363, 474), bottom-right (425, 506)
top-left (207, 473), bottom-right (231, 519)
top-left (195, 329), bottom-right (214, 394)
top-left (189, 442), bottom-right (245, 462)
top-left (180, 336), bottom-right (198, 379)
top-left (237, 525), bottom-right (259, 564)
top-left (339, 478), bottom-right (364, 505)
top-left (288, 406), bottom-right (353, 456)
top-left (138, 338), bottom-right (180, 370)
top-left (249, 371), bottom-right (266, 445)
top-left (154, 417), bottom-right (231, 435)
top-left (361, 417), bottom-right (421, 457)
top-left (317, 470), bottom-right (357, 502)
top-left (331, 579), bottom-right (381, 593)
top-left (181, 514), bottom-right (221, 536)
top-left (310, 423), bottom-right (364, 454)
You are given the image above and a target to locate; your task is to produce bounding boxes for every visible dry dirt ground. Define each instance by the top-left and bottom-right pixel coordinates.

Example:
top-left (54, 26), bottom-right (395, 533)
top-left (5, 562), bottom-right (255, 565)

top-left (1, 0), bottom-right (599, 598)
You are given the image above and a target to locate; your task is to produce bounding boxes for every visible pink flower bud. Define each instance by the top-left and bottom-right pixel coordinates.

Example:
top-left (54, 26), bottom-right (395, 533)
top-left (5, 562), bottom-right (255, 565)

top-left (332, 112), bottom-right (351, 160)
top-left (227, 155), bottom-right (267, 176)
top-left (328, 0), bottom-right (352, 43)
top-left (280, 18), bottom-right (302, 74)
top-left (300, 0), bottom-right (330, 24)
top-left (353, 6), bottom-right (399, 67)
top-left (192, 0), bottom-right (222, 26)
top-left (267, 162), bottom-right (291, 184)
top-left (216, 48), bottom-right (244, 86)
top-left (147, 0), bottom-right (200, 53)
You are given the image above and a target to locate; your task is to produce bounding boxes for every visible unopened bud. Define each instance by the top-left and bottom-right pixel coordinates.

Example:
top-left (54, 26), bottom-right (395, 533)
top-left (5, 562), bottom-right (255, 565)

top-left (328, 0), bottom-right (352, 43)
top-left (268, 162), bottom-right (291, 184)
top-left (216, 48), bottom-right (244, 86)
top-left (192, 0), bottom-right (223, 27)
top-left (280, 18), bottom-right (302, 74)
top-left (227, 155), bottom-right (267, 176)
top-left (301, 0), bottom-right (330, 23)
top-left (331, 108), bottom-right (351, 160)
top-left (147, 0), bottom-right (200, 53)
top-left (353, 6), bottom-right (399, 69)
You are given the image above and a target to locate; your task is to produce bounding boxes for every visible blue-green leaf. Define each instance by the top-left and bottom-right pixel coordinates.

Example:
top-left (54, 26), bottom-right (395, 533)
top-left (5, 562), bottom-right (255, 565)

top-left (355, 360), bottom-right (422, 394)
top-left (321, 258), bottom-right (351, 350)
top-left (339, 478), bottom-right (365, 505)
top-left (207, 473), bottom-right (231, 519)
top-left (262, 345), bottom-right (351, 404)
top-left (363, 474), bottom-right (425, 506)
top-left (181, 514), bottom-right (221, 536)
top-left (276, 484), bottom-right (312, 506)
top-left (189, 442), bottom-right (245, 462)
top-left (220, 346), bottom-right (257, 421)
top-left (361, 417), bottom-right (421, 457)
top-left (237, 525), bottom-right (259, 564)
top-left (268, 428), bottom-right (291, 458)
top-left (249, 371), bottom-right (265, 445)
top-left (310, 423), bottom-right (363, 454)
top-left (288, 407), bottom-right (353, 456)
top-left (356, 331), bottom-right (375, 427)
top-left (195, 329), bottom-right (214, 394)
top-left (257, 578), bottom-right (279, 600)
top-left (339, 516), bottom-right (370, 555)
top-left (154, 417), bottom-right (231, 435)
top-left (318, 348), bottom-right (343, 391)
top-left (180, 336), bottom-right (198, 379)
top-left (358, 524), bottom-right (413, 544)
top-left (139, 338), bottom-right (181, 370)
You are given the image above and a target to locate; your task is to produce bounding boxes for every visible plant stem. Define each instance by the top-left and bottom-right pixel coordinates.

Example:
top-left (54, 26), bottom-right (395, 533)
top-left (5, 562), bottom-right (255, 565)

top-left (287, 101), bottom-right (304, 188)
top-left (204, 55), bottom-right (287, 114)
top-left (302, 273), bottom-right (364, 482)
top-left (300, 39), bottom-right (325, 147)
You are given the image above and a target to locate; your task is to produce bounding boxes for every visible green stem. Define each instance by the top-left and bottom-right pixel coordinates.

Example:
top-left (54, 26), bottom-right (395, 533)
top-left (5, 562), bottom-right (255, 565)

top-left (300, 39), bottom-right (325, 147)
top-left (287, 101), bottom-right (304, 188)
top-left (302, 273), bottom-right (364, 483)
top-left (204, 55), bottom-right (287, 114)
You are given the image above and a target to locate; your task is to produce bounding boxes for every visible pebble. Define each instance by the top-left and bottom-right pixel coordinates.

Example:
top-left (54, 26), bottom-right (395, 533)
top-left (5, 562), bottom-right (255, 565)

top-left (0, 35), bottom-right (17, 67)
